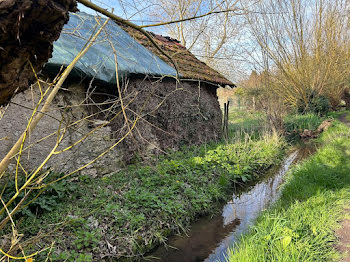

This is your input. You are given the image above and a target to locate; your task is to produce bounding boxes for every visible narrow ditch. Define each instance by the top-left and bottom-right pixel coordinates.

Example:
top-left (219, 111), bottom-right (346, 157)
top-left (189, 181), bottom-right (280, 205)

top-left (141, 143), bottom-right (314, 262)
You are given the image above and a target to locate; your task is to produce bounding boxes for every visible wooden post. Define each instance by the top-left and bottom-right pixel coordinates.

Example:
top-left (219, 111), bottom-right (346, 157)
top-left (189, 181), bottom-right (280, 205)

top-left (226, 101), bottom-right (230, 139)
top-left (223, 102), bottom-right (227, 139)
top-left (223, 101), bottom-right (230, 140)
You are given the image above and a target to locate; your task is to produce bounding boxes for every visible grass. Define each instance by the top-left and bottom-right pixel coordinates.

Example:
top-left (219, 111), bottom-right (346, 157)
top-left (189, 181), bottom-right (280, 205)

top-left (283, 113), bottom-right (326, 142)
top-left (226, 120), bottom-right (350, 262)
top-left (227, 109), bottom-right (267, 139)
top-left (9, 133), bottom-right (286, 261)
top-left (284, 113), bottom-right (325, 133)
top-left (227, 109), bottom-right (325, 141)
top-left (346, 113), bottom-right (350, 122)
top-left (327, 110), bottom-right (349, 119)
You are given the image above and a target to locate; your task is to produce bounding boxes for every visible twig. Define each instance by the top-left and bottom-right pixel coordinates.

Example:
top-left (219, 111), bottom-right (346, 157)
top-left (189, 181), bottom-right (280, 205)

top-left (76, 0), bottom-right (180, 77)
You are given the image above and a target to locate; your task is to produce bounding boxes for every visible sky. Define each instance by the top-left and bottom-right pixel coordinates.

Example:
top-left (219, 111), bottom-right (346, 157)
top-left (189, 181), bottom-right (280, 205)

top-left (78, 1), bottom-right (160, 26)
top-left (77, 0), bottom-right (169, 36)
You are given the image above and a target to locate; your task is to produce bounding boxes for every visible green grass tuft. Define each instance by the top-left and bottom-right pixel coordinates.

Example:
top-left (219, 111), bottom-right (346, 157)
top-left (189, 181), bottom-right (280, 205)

top-left (284, 113), bottom-right (325, 133)
top-left (227, 110), bottom-right (267, 140)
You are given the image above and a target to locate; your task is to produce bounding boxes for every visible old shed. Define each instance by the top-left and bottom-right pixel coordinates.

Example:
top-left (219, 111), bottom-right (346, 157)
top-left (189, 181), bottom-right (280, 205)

top-left (0, 12), bottom-right (233, 175)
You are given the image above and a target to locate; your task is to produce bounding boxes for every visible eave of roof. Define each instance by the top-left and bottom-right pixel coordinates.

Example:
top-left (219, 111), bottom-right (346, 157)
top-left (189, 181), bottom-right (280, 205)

top-left (117, 23), bottom-right (234, 86)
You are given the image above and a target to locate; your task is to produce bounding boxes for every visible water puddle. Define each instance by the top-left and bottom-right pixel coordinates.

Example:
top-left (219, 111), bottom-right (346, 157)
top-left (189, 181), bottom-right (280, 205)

top-left (142, 146), bottom-right (311, 262)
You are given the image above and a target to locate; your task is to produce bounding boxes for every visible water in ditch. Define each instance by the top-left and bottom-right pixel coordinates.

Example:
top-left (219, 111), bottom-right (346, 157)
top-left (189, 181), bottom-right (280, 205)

top-left (142, 144), bottom-right (314, 262)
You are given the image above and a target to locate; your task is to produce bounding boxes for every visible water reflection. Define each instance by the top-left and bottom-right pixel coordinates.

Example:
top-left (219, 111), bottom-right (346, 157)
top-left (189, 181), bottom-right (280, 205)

top-left (142, 150), bottom-right (299, 262)
top-left (205, 150), bottom-right (298, 262)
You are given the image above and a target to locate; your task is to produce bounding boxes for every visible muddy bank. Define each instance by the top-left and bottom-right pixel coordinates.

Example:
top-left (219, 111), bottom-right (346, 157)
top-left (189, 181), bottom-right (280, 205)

top-left (0, 0), bottom-right (77, 105)
top-left (336, 207), bottom-right (350, 262)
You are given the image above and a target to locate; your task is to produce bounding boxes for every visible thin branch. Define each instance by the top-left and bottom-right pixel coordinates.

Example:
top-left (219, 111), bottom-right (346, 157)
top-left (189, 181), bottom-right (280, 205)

top-left (76, 0), bottom-right (180, 77)
top-left (141, 8), bottom-right (240, 28)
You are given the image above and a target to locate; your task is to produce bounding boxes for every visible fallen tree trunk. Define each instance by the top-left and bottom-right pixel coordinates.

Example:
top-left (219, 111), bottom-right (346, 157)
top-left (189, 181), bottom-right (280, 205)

top-left (300, 119), bottom-right (333, 139)
top-left (0, 0), bottom-right (77, 105)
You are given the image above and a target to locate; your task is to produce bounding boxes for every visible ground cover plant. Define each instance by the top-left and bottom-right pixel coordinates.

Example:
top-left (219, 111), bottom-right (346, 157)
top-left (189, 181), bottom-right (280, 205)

top-left (283, 113), bottom-right (325, 134)
top-left (2, 1), bottom-right (350, 261)
top-left (7, 131), bottom-right (286, 261)
top-left (283, 113), bottom-right (326, 141)
top-left (226, 119), bottom-right (350, 262)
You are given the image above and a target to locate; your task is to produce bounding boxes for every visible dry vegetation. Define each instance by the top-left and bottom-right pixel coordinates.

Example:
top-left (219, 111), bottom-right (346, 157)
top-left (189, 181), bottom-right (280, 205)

top-left (238, 0), bottom-right (350, 117)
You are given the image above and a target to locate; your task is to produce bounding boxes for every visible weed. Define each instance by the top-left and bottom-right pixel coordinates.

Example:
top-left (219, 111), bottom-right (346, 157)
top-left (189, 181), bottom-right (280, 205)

top-left (50, 250), bottom-right (93, 262)
top-left (15, 109), bottom-right (328, 260)
top-left (227, 110), bottom-right (267, 140)
top-left (284, 113), bottom-right (324, 133)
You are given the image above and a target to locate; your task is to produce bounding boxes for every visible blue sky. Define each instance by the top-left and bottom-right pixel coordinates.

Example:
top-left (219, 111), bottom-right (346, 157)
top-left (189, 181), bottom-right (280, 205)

top-left (78, 1), bottom-right (160, 25)
top-left (77, 1), bottom-right (168, 34)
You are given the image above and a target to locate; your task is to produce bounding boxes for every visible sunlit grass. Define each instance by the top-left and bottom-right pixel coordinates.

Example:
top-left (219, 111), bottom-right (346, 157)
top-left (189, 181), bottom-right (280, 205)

top-left (226, 121), bottom-right (350, 262)
top-left (227, 109), bottom-right (267, 140)
top-left (284, 113), bottom-right (325, 133)
top-left (346, 112), bottom-right (350, 122)
top-left (10, 109), bottom-right (332, 260)
top-left (227, 109), bottom-right (324, 142)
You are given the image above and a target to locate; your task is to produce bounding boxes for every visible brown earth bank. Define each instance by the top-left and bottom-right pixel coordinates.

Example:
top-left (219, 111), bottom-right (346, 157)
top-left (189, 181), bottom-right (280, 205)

top-left (336, 207), bottom-right (350, 262)
top-left (336, 113), bottom-right (350, 262)
top-left (0, 0), bottom-right (77, 106)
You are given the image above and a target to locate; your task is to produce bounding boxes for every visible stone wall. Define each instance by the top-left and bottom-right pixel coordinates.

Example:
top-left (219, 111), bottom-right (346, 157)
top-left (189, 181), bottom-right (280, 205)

top-left (0, 78), bottom-right (222, 175)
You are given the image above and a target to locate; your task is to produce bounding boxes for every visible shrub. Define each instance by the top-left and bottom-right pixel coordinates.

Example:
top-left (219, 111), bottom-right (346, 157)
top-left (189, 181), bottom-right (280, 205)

top-left (296, 90), bottom-right (330, 115)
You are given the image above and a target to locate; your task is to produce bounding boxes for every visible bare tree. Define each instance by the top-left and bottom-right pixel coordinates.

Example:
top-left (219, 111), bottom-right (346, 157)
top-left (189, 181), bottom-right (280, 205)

top-left (246, 0), bottom-right (350, 111)
top-left (136, 0), bottom-right (255, 81)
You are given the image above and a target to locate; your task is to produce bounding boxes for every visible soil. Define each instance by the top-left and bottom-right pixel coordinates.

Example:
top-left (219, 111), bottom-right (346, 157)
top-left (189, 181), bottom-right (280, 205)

top-left (336, 113), bottom-right (350, 262)
top-left (336, 208), bottom-right (350, 262)
top-left (0, 0), bottom-right (77, 106)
